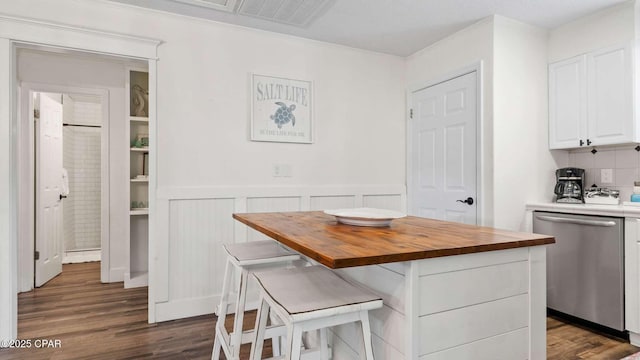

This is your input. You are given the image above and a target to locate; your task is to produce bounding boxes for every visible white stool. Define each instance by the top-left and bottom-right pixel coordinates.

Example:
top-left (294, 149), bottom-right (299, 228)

top-left (212, 240), bottom-right (301, 360)
top-left (250, 266), bottom-right (383, 360)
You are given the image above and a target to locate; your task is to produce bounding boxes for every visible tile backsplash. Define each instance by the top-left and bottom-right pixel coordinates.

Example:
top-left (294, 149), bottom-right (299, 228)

top-left (568, 145), bottom-right (640, 201)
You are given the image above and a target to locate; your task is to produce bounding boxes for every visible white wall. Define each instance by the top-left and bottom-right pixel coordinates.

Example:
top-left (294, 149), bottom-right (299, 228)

top-left (0, 0), bottom-right (406, 322)
top-left (406, 15), bottom-right (563, 231)
top-left (548, 0), bottom-right (635, 63)
top-left (17, 49), bottom-right (132, 282)
top-left (492, 16), bottom-right (562, 231)
top-left (406, 17), bottom-right (495, 226)
top-left (0, 37), bottom-right (16, 342)
top-left (0, 1), bottom-right (406, 188)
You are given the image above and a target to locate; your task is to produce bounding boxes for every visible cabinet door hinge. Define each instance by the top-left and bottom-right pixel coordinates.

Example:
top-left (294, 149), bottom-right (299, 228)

top-left (409, 108), bottom-right (413, 119)
top-left (34, 251), bottom-right (40, 261)
top-left (34, 109), bottom-right (39, 119)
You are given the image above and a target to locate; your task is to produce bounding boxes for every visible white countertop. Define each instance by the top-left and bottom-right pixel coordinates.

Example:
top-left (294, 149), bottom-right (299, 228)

top-left (526, 202), bottom-right (640, 217)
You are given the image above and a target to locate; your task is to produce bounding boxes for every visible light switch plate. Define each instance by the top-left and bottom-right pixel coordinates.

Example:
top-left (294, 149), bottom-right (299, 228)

top-left (601, 168), bottom-right (613, 184)
top-left (273, 164), bottom-right (292, 177)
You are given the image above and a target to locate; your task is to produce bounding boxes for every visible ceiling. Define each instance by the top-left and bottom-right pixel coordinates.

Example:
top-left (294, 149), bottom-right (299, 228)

top-left (110, 0), bottom-right (628, 56)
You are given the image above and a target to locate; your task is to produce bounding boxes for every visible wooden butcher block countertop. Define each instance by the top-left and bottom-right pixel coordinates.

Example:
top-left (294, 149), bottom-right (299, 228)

top-left (233, 211), bottom-right (555, 269)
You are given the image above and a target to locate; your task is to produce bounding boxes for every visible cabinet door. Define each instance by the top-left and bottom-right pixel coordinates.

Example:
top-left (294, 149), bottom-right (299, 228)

top-left (625, 218), bottom-right (640, 333)
top-left (587, 44), bottom-right (633, 146)
top-left (549, 55), bottom-right (587, 149)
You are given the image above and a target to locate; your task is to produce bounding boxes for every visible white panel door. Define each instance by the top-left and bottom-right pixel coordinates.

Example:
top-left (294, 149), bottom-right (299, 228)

top-left (409, 72), bottom-right (477, 224)
top-left (548, 55), bottom-right (587, 149)
top-left (35, 93), bottom-right (64, 287)
top-left (587, 44), bottom-right (632, 146)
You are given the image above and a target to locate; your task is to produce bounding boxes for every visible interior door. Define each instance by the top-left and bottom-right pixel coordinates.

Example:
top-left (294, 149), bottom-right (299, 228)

top-left (408, 72), bottom-right (477, 224)
top-left (35, 93), bottom-right (64, 287)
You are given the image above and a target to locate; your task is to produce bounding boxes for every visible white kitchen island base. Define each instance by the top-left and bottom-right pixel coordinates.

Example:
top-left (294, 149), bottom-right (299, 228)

top-left (328, 246), bottom-right (548, 360)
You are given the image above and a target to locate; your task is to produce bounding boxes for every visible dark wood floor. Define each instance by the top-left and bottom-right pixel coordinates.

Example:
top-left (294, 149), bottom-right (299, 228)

top-left (0, 262), bottom-right (638, 359)
top-left (548, 316), bottom-right (638, 359)
top-left (0, 262), bottom-right (270, 360)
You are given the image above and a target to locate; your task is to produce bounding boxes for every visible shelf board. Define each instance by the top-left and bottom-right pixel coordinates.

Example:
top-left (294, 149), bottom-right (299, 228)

top-left (130, 178), bottom-right (149, 183)
top-left (130, 209), bottom-right (149, 216)
top-left (130, 116), bottom-right (149, 123)
top-left (130, 147), bottom-right (149, 152)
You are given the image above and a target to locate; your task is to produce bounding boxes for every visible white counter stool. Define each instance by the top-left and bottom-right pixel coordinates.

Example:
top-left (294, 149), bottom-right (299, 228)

top-left (212, 240), bottom-right (301, 360)
top-left (249, 265), bottom-right (383, 360)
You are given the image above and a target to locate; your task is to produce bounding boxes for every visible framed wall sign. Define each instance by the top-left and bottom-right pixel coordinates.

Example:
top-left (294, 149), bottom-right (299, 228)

top-left (251, 74), bottom-right (313, 143)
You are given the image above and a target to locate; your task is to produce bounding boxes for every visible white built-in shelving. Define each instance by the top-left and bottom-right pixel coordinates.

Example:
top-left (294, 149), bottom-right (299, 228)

top-left (125, 67), bottom-right (150, 289)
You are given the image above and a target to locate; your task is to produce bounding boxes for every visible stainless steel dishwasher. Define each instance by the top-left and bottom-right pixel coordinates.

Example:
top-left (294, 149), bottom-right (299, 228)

top-left (533, 211), bottom-right (624, 331)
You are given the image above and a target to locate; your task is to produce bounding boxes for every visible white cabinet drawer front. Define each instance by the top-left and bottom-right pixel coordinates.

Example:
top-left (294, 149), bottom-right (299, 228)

top-left (417, 247), bottom-right (528, 276)
top-left (418, 327), bottom-right (528, 360)
top-left (419, 260), bottom-right (528, 315)
top-left (419, 294), bottom-right (529, 355)
top-left (633, 218), bottom-right (640, 242)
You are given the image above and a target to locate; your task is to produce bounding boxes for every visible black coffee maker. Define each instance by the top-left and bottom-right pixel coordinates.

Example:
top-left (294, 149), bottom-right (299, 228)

top-left (554, 167), bottom-right (585, 203)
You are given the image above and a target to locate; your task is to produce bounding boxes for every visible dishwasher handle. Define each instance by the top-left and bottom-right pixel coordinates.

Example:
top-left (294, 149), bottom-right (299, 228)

top-left (535, 215), bottom-right (617, 227)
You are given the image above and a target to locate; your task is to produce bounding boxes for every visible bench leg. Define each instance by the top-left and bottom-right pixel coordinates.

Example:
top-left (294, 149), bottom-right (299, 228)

top-left (320, 328), bottom-right (329, 360)
top-left (231, 268), bottom-right (249, 359)
top-left (286, 325), bottom-right (303, 360)
top-left (359, 311), bottom-right (374, 360)
top-left (212, 259), bottom-right (232, 360)
top-left (250, 297), bottom-right (270, 360)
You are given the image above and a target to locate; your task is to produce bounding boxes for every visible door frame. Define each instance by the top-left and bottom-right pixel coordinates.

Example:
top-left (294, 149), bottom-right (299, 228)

top-left (0, 14), bottom-right (160, 340)
top-left (406, 62), bottom-right (484, 224)
top-left (18, 82), bottom-right (110, 291)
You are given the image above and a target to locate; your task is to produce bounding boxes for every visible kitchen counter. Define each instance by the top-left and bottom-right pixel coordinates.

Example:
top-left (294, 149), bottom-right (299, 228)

top-left (234, 211), bottom-right (553, 359)
top-left (233, 211), bottom-right (554, 268)
top-left (526, 202), bottom-right (640, 217)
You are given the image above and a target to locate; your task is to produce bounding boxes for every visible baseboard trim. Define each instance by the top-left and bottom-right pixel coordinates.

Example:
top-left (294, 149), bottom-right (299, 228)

top-left (63, 250), bottom-right (101, 264)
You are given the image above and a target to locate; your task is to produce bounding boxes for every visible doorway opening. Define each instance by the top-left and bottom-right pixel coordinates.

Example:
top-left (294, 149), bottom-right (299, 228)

top-left (16, 45), bottom-right (146, 294)
top-left (32, 91), bottom-right (104, 287)
top-left (407, 67), bottom-right (481, 225)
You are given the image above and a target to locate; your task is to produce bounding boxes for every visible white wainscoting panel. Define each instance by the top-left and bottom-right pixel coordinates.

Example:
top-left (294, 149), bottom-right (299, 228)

top-left (419, 327), bottom-right (528, 360)
top-left (153, 185), bottom-right (406, 322)
top-left (418, 260), bottom-right (528, 316)
top-left (310, 195), bottom-right (356, 210)
top-left (168, 198), bottom-right (236, 301)
top-left (418, 294), bottom-right (529, 356)
top-left (362, 194), bottom-right (403, 211)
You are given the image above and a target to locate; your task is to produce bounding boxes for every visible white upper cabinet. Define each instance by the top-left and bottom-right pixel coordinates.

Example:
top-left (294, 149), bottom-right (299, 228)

top-left (549, 44), bottom-right (633, 149)
top-left (587, 45), bottom-right (633, 146)
top-left (549, 55), bottom-right (587, 149)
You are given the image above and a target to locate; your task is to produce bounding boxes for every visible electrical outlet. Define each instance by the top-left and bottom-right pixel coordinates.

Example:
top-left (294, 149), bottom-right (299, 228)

top-left (601, 168), bottom-right (613, 184)
top-left (273, 164), bottom-right (292, 177)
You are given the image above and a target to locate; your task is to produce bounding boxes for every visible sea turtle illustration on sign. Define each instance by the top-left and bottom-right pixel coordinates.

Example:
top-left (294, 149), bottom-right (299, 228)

top-left (271, 102), bottom-right (296, 129)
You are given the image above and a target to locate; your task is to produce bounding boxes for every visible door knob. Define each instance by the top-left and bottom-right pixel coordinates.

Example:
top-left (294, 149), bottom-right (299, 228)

top-left (456, 197), bottom-right (474, 205)
top-left (59, 194), bottom-right (67, 200)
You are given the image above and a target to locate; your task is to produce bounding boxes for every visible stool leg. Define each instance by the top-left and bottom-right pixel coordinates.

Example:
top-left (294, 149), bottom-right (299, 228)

top-left (212, 258), bottom-right (233, 360)
top-left (250, 297), bottom-right (270, 360)
top-left (286, 325), bottom-right (303, 360)
top-left (359, 311), bottom-right (375, 360)
top-left (320, 328), bottom-right (329, 360)
top-left (216, 258), bottom-right (233, 317)
top-left (231, 268), bottom-right (249, 359)
top-left (271, 330), bottom-right (281, 357)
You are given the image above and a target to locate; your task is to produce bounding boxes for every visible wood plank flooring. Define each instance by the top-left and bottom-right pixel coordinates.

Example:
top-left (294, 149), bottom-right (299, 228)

top-left (0, 261), bottom-right (639, 359)
top-left (548, 316), bottom-right (638, 360)
top-left (0, 262), bottom-right (270, 360)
